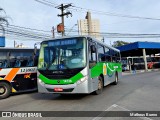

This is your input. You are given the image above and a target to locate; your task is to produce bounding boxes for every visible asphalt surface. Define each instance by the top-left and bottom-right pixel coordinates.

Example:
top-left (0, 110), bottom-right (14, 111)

top-left (0, 71), bottom-right (160, 120)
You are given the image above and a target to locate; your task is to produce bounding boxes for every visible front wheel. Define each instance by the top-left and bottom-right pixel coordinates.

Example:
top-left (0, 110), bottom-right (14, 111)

top-left (112, 73), bottom-right (118, 85)
top-left (0, 82), bottom-right (11, 99)
top-left (94, 76), bottom-right (103, 95)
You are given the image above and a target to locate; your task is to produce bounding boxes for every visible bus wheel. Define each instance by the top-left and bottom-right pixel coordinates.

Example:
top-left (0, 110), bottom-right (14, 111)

top-left (94, 76), bottom-right (103, 95)
top-left (0, 82), bottom-right (11, 99)
top-left (113, 73), bottom-right (118, 85)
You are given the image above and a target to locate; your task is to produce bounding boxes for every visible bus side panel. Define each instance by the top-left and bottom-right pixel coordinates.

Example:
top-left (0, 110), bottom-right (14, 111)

top-left (0, 67), bottom-right (37, 93)
top-left (89, 62), bottom-right (102, 92)
top-left (11, 72), bottom-right (37, 91)
top-left (89, 62), bottom-right (122, 89)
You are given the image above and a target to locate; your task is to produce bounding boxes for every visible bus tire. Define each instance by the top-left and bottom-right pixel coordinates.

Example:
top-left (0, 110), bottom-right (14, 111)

top-left (0, 82), bottom-right (11, 99)
top-left (94, 76), bottom-right (103, 95)
top-left (113, 73), bottom-right (118, 85)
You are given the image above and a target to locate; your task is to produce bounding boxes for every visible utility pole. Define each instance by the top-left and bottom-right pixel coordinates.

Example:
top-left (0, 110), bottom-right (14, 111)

top-left (14, 40), bottom-right (16, 48)
top-left (102, 37), bottom-right (105, 43)
top-left (57, 3), bottom-right (72, 36)
top-left (52, 26), bottom-right (55, 38)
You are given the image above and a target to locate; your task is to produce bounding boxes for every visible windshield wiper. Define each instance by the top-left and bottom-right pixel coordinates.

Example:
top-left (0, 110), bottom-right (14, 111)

top-left (46, 62), bottom-right (52, 70)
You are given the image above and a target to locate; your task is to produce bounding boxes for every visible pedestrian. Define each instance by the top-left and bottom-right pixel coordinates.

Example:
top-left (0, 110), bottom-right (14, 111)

top-left (131, 62), bottom-right (136, 74)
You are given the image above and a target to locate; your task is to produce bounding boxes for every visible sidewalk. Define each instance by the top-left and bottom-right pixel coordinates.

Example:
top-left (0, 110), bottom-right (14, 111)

top-left (122, 68), bottom-right (160, 76)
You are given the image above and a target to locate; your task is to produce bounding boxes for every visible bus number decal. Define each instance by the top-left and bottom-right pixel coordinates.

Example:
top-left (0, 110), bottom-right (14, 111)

top-left (114, 66), bottom-right (118, 69)
top-left (21, 69), bottom-right (26, 72)
top-left (21, 68), bottom-right (36, 73)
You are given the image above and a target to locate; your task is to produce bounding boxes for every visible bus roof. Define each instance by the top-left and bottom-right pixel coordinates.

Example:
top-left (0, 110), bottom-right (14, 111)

top-left (42, 35), bottom-right (120, 52)
top-left (0, 47), bottom-right (36, 53)
top-left (0, 47), bottom-right (34, 50)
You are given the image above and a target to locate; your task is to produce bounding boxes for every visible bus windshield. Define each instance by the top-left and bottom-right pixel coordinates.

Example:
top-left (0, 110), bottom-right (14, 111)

top-left (38, 37), bottom-right (87, 70)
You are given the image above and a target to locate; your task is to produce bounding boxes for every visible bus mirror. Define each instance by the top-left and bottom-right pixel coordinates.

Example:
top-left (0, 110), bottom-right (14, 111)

top-left (91, 45), bottom-right (96, 53)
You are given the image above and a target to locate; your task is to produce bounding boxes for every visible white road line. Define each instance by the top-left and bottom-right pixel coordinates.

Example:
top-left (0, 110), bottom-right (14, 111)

top-left (92, 104), bottom-right (153, 120)
top-left (92, 104), bottom-right (117, 120)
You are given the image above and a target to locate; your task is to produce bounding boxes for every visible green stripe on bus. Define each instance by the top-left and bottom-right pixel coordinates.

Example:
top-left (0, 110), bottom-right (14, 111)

top-left (90, 62), bottom-right (122, 78)
top-left (39, 62), bottom-right (122, 85)
top-left (39, 72), bottom-right (84, 85)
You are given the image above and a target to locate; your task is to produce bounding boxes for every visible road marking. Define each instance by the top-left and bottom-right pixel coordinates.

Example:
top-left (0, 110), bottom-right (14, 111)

top-left (92, 104), bottom-right (153, 120)
top-left (92, 104), bottom-right (118, 120)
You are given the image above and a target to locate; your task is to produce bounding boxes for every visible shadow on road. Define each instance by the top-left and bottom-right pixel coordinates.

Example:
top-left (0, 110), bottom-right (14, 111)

top-left (10, 90), bottom-right (37, 97)
top-left (9, 81), bottom-right (123, 100)
top-left (30, 92), bottom-right (90, 100)
top-left (29, 83), bottom-right (117, 101)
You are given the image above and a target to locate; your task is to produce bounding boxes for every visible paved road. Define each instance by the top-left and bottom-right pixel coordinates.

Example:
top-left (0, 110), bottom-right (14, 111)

top-left (0, 71), bottom-right (160, 120)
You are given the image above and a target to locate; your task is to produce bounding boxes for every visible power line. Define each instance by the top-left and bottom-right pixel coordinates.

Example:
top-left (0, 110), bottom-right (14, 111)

top-left (34, 0), bottom-right (160, 21)
top-left (7, 24), bottom-right (51, 33)
top-left (0, 29), bottom-right (49, 39)
top-left (41, 0), bottom-right (58, 6)
top-left (1, 24), bottom-right (52, 34)
top-left (3, 27), bottom-right (51, 38)
top-left (2, 23), bottom-right (160, 39)
top-left (0, 25), bottom-right (52, 40)
top-left (71, 5), bottom-right (160, 21)
top-left (64, 29), bottom-right (160, 38)
top-left (34, 0), bottom-right (57, 7)
top-left (1, 24), bottom-right (73, 38)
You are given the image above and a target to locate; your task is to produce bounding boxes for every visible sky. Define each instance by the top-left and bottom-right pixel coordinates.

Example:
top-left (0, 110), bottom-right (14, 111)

top-left (1, 0), bottom-right (160, 47)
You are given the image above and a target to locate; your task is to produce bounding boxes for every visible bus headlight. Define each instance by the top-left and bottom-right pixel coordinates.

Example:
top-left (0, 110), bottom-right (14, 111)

top-left (77, 76), bottom-right (88, 85)
top-left (38, 78), bottom-right (45, 85)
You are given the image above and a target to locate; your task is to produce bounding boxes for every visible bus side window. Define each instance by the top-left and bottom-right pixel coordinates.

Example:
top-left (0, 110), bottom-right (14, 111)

top-left (21, 57), bottom-right (28, 67)
top-left (34, 56), bottom-right (38, 66)
top-left (28, 60), bottom-right (33, 67)
top-left (104, 47), bottom-right (111, 62)
top-left (89, 41), bottom-right (97, 68)
top-left (34, 51), bottom-right (39, 66)
top-left (27, 57), bottom-right (34, 67)
top-left (0, 60), bottom-right (8, 68)
top-left (112, 50), bottom-right (120, 62)
top-left (98, 44), bottom-right (105, 62)
top-left (14, 60), bottom-right (21, 67)
top-left (115, 51), bottom-right (121, 63)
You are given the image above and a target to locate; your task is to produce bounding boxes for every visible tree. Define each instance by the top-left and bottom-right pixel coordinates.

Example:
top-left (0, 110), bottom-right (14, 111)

top-left (112, 40), bottom-right (130, 47)
top-left (0, 8), bottom-right (9, 36)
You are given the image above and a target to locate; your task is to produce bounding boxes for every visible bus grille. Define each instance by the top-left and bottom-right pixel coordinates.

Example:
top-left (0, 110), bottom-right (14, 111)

top-left (38, 68), bottom-right (84, 80)
top-left (45, 74), bottom-right (75, 79)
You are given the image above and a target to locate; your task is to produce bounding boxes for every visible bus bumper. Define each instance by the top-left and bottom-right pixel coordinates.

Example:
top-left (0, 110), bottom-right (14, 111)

top-left (37, 78), bottom-right (90, 94)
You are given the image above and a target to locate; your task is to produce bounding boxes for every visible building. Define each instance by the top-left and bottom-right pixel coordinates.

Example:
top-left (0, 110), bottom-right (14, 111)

top-left (117, 41), bottom-right (160, 71)
top-left (78, 19), bottom-right (102, 41)
top-left (0, 36), bottom-right (5, 47)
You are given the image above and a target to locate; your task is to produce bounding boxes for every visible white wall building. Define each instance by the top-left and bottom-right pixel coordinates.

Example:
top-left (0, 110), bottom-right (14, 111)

top-left (78, 19), bottom-right (102, 41)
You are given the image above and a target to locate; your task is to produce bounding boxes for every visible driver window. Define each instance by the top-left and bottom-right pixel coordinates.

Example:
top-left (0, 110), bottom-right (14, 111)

top-left (89, 41), bottom-right (97, 68)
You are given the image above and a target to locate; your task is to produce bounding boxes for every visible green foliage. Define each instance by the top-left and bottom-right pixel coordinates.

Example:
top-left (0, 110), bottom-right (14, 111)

top-left (112, 40), bottom-right (130, 47)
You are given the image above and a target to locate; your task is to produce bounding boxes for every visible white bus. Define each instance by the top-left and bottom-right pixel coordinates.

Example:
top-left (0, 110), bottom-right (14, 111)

top-left (122, 56), bottom-right (160, 71)
top-left (37, 36), bottom-right (122, 95)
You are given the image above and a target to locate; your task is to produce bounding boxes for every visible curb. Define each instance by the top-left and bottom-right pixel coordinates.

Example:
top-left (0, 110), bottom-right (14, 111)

top-left (122, 69), bottom-right (160, 76)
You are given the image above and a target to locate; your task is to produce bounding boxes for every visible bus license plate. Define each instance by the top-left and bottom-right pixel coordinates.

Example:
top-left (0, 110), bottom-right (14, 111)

top-left (54, 88), bottom-right (63, 92)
